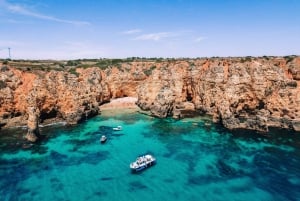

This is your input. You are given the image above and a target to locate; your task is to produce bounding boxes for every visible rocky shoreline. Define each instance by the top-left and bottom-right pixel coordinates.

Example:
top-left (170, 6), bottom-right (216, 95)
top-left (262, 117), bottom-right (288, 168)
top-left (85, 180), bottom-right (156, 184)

top-left (0, 56), bottom-right (299, 141)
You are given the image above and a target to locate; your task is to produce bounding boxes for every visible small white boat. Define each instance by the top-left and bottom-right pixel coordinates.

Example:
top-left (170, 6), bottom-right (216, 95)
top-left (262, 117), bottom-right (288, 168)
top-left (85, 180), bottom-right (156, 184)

top-left (113, 126), bottom-right (122, 131)
top-left (100, 135), bottom-right (107, 143)
top-left (130, 154), bottom-right (156, 172)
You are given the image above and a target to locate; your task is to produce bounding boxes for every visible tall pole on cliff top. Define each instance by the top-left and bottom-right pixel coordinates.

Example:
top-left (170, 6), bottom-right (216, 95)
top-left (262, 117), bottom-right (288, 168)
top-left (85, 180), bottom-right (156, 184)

top-left (0, 47), bottom-right (12, 59)
top-left (8, 47), bottom-right (11, 59)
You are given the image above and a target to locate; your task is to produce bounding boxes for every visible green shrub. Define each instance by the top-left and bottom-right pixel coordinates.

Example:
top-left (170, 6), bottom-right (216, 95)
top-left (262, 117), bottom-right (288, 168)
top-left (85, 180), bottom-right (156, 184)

top-left (111, 59), bottom-right (123, 65)
top-left (66, 60), bottom-right (80, 66)
top-left (284, 56), bottom-right (295, 63)
top-left (240, 57), bottom-right (252, 63)
top-left (262, 56), bottom-right (269, 60)
top-left (143, 65), bottom-right (156, 76)
top-left (68, 68), bottom-right (79, 77)
top-left (0, 66), bottom-right (8, 72)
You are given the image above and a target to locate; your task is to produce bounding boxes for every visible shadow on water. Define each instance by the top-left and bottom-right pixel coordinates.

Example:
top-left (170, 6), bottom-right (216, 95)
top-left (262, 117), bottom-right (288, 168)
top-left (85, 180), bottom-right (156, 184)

top-left (187, 174), bottom-right (219, 186)
top-left (148, 118), bottom-right (193, 135)
top-left (226, 127), bottom-right (300, 146)
top-left (163, 138), bottom-right (201, 161)
top-left (50, 177), bottom-right (64, 191)
top-left (209, 126), bottom-right (300, 200)
top-left (163, 178), bottom-right (175, 183)
top-left (50, 150), bottom-right (110, 166)
top-left (216, 159), bottom-right (244, 177)
top-left (98, 126), bottom-right (114, 134)
top-left (110, 133), bottom-right (125, 137)
top-left (97, 126), bottom-right (125, 137)
top-left (0, 136), bottom-right (110, 199)
top-left (94, 191), bottom-right (108, 197)
top-left (66, 137), bottom-right (97, 152)
top-left (128, 181), bottom-right (148, 192)
top-left (63, 125), bottom-right (126, 151)
top-left (99, 177), bottom-right (114, 181)
top-left (0, 128), bottom-right (52, 155)
top-left (0, 127), bottom-right (28, 154)
top-left (252, 151), bottom-right (300, 200)
top-left (0, 156), bottom-right (45, 198)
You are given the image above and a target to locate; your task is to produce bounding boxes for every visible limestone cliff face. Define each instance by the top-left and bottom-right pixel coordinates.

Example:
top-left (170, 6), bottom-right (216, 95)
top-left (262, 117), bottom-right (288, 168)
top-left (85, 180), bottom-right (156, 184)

top-left (137, 57), bottom-right (300, 132)
top-left (0, 61), bottom-right (149, 140)
top-left (137, 60), bottom-right (196, 118)
top-left (0, 56), bottom-right (299, 139)
top-left (0, 66), bottom-right (111, 140)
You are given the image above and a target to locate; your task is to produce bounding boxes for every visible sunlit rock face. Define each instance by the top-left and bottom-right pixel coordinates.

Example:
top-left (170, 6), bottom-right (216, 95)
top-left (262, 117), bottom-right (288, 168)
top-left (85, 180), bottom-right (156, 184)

top-left (0, 56), bottom-right (299, 142)
top-left (25, 107), bottom-right (40, 142)
top-left (137, 57), bottom-right (300, 132)
top-left (0, 66), bottom-right (111, 141)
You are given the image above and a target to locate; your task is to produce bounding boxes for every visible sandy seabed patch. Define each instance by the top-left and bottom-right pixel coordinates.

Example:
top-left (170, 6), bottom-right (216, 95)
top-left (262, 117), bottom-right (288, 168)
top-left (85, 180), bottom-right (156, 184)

top-left (100, 97), bottom-right (139, 110)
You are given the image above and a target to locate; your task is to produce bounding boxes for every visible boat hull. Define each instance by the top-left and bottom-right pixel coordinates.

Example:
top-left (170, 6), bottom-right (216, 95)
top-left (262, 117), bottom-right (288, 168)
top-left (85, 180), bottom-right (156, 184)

top-left (130, 160), bottom-right (156, 173)
top-left (113, 126), bottom-right (122, 131)
top-left (100, 136), bottom-right (107, 143)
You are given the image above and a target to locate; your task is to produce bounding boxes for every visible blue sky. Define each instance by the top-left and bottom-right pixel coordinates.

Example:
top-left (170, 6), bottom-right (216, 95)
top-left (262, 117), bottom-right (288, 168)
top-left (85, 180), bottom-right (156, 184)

top-left (0, 0), bottom-right (299, 59)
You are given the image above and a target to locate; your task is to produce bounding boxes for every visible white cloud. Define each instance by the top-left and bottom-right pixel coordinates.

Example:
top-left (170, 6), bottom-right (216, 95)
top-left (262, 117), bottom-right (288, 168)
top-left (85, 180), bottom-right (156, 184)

top-left (133, 32), bottom-right (177, 41)
top-left (195, 36), bottom-right (206, 43)
top-left (1, 1), bottom-right (90, 26)
top-left (121, 29), bottom-right (142, 35)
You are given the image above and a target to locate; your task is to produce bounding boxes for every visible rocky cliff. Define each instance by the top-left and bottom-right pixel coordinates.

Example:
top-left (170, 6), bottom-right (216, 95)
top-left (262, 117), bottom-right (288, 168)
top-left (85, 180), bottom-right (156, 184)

top-left (137, 57), bottom-right (300, 132)
top-left (0, 56), bottom-right (299, 141)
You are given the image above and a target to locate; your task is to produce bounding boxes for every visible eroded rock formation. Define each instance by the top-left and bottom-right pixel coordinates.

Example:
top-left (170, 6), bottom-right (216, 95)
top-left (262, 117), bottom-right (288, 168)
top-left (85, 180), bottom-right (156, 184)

top-left (0, 56), bottom-right (299, 141)
top-left (137, 57), bottom-right (300, 132)
top-left (25, 107), bottom-right (40, 142)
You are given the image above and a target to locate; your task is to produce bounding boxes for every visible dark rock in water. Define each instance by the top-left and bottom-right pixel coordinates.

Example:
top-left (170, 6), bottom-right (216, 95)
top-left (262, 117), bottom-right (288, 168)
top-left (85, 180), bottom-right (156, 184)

top-left (187, 175), bottom-right (211, 186)
top-left (100, 177), bottom-right (113, 181)
top-left (50, 151), bottom-right (68, 166)
top-left (111, 133), bottom-right (124, 137)
top-left (0, 122), bottom-right (6, 128)
top-left (94, 191), bottom-right (108, 197)
top-left (22, 143), bottom-right (33, 149)
top-left (217, 160), bottom-right (239, 177)
top-left (98, 126), bottom-right (113, 135)
top-left (128, 181), bottom-right (148, 191)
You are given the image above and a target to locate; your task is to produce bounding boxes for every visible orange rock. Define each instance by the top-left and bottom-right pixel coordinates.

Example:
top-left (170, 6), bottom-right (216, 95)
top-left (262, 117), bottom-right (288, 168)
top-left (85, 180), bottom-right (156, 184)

top-left (0, 57), bottom-right (299, 135)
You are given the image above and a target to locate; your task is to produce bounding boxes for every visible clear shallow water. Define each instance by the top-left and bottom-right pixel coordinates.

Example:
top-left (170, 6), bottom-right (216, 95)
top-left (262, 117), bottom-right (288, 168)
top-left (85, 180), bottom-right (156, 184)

top-left (1, 110), bottom-right (300, 201)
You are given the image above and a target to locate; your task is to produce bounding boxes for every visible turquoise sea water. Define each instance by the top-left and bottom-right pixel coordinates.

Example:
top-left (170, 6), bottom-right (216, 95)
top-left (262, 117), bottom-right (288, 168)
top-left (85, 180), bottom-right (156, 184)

top-left (1, 109), bottom-right (300, 201)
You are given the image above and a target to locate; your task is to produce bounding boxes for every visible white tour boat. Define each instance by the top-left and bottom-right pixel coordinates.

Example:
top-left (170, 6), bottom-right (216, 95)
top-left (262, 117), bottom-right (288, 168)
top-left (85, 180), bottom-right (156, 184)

top-left (113, 126), bottom-right (122, 131)
top-left (130, 154), bottom-right (156, 172)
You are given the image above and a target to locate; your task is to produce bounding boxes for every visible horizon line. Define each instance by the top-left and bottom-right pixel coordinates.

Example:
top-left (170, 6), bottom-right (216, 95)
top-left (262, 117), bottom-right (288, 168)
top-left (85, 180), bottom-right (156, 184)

top-left (1, 55), bottom-right (299, 61)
